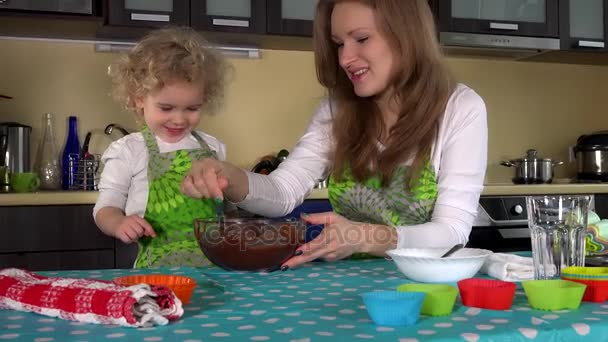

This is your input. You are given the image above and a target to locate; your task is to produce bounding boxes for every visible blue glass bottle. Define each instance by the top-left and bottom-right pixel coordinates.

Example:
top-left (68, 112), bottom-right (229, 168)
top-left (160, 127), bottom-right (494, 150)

top-left (62, 116), bottom-right (81, 190)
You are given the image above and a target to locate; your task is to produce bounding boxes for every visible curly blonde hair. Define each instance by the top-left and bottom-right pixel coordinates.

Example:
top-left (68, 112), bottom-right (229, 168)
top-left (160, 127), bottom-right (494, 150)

top-left (108, 26), bottom-right (230, 117)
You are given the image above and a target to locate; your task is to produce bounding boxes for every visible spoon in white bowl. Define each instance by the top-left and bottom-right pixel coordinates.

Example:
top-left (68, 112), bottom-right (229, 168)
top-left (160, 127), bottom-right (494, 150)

top-left (440, 244), bottom-right (464, 258)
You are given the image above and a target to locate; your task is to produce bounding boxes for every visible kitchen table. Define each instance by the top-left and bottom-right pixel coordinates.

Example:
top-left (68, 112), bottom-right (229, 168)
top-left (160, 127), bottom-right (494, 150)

top-left (1, 259), bottom-right (607, 341)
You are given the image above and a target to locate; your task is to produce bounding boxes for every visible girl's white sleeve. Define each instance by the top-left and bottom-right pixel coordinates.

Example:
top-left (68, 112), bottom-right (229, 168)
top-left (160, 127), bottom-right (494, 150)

top-left (92, 141), bottom-right (133, 222)
top-left (237, 100), bottom-right (333, 216)
top-left (396, 86), bottom-right (488, 248)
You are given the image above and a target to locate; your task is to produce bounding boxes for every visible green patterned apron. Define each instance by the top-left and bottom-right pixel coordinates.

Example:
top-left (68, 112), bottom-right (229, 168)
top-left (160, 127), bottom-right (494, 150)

top-left (328, 163), bottom-right (438, 255)
top-left (135, 127), bottom-right (217, 268)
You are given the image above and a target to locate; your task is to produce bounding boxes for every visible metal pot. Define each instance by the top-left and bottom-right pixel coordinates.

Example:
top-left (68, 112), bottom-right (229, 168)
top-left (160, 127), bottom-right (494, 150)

top-left (573, 131), bottom-right (608, 181)
top-left (501, 149), bottom-right (564, 184)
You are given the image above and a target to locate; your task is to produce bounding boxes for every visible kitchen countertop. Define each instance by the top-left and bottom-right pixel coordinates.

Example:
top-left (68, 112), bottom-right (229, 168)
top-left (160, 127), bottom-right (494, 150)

top-left (1, 180), bottom-right (607, 206)
top-left (0, 189), bottom-right (332, 206)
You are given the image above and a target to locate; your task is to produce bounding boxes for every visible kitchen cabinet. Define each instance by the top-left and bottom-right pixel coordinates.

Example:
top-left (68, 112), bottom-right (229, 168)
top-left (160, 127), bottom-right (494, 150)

top-left (437, 0), bottom-right (559, 38)
top-left (191, 0), bottom-right (266, 34)
top-left (560, 0), bottom-right (608, 51)
top-left (0, 205), bottom-right (134, 271)
top-left (0, 0), bottom-right (100, 16)
top-left (106, 0), bottom-right (189, 28)
top-left (266, 0), bottom-right (316, 36)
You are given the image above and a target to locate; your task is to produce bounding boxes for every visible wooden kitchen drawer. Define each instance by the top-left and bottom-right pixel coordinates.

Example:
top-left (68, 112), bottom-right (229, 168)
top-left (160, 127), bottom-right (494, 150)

top-left (0, 249), bottom-right (115, 271)
top-left (0, 205), bottom-right (114, 253)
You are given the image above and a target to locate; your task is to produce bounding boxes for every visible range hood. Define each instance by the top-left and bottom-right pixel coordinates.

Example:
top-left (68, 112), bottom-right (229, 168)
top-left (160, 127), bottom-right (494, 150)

top-left (440, 31), bottom-right (560, 59)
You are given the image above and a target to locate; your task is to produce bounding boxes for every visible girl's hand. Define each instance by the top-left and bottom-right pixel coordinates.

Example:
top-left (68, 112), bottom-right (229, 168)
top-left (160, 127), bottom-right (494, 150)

top-left (181, 158), bottom-right (230, 199)
top-left (114, 215), bottom-right (156, 244)
top-left (281, 212), bottom-right (397, 269)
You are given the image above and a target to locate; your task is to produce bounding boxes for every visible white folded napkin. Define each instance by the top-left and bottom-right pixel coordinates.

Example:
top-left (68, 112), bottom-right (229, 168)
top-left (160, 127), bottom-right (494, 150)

top-left (480, 253), bottom-right (535, 282)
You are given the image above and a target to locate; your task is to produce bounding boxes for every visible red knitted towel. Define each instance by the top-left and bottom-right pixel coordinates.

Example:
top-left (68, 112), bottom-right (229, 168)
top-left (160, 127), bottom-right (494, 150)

top-left (0, 268), bottom-right (183, 327)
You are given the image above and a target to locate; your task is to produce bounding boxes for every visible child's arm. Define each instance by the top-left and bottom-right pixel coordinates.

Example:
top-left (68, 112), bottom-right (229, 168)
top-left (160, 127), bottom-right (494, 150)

top-left (93, 137), bottom-right (155, 243)
top-left (96, 207), bottom-right (156, 244)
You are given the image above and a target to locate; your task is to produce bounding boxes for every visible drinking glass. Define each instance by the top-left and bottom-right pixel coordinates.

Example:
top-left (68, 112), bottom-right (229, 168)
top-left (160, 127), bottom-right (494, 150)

top-left (526, 195), bottom-right (591, 280)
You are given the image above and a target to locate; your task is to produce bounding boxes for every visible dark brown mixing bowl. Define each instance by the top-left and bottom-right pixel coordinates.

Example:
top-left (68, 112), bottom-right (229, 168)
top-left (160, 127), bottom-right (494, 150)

top-left (194, 218), bottom-right (306, 271)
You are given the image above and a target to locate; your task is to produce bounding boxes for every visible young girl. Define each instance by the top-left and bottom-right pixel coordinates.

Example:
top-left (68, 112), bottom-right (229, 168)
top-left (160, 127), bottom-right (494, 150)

top-left (93, 27), bottom-right (230, 268)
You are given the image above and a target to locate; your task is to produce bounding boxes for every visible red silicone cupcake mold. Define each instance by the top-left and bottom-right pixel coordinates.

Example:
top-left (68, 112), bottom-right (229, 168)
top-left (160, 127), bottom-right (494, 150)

top-left (562, 277), bottom-right (608, 303)
top-left (457, 278), bottom-right (517, 310)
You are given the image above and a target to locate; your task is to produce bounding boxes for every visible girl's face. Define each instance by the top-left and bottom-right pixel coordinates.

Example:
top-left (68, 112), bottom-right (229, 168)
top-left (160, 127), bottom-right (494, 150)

top-left (331, 1), bottom-right (396, 99)
top-left (135, 80), bottom-right (204, 143)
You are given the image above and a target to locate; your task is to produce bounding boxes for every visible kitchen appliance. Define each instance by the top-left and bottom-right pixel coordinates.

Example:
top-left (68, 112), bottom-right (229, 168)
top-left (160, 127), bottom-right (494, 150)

top-left (468, 196), bottom-right (533, 252)
top-left (0, 122), bottom-right (32, 192)
top-left (572, 131), bottom-right (608, 182)
top-left (437, 0), bottom-right (560, 52)
top-left (501, 149), bottom-right (563, 184)
top-left (0, 125), bottom-right (8, 192)
top-left (0, 0), bottom-right (96, 15)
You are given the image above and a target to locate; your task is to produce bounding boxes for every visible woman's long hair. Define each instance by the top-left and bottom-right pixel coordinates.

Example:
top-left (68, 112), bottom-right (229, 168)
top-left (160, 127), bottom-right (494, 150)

top-left (314, 0), bottom-right (455, 186)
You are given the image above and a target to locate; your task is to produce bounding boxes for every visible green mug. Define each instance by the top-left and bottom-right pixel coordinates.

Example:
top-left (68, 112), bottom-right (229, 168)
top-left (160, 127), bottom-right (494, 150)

top-left (10, 172), bottom-right (40, 193)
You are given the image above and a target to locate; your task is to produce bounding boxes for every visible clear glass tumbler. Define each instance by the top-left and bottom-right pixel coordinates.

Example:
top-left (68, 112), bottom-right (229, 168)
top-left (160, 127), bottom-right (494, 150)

top-left (526, 195), bottom-right (591, 280)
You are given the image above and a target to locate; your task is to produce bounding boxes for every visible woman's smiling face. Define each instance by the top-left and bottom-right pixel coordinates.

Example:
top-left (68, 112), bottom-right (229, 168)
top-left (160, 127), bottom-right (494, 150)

top-left (331, 1), bottom-right (396, 99)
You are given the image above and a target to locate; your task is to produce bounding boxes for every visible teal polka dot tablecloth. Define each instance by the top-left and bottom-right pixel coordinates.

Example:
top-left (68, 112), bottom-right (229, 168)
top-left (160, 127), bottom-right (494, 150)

top-left (1, 259), bottom-right (608, 341)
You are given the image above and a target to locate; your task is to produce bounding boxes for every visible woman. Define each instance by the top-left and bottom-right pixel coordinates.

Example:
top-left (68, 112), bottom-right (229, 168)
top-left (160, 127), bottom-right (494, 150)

top-left (181, 0), bottom-right (487, 270)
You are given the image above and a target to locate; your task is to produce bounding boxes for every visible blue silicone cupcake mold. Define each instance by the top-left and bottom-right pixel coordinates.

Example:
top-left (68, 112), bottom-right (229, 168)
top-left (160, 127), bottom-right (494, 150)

top-left (361, 291), bottom-right (425, 326)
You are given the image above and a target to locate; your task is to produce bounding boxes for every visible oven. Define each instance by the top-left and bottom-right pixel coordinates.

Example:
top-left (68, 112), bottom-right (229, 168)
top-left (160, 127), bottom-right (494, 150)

top-left (469, 195), bottom-right (600, 253)
top-left (468, 196), bottom-right (532, 252)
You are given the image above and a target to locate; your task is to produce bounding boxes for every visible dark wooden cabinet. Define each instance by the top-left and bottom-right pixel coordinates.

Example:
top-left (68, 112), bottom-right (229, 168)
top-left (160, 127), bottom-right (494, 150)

top-left (106, 0), bottom-right (189, 28)
top-left (560, 0), bottom-right (608, 51)
top-left (2, 250), bottom-right (115, 271)
top-left (266, 0), bottom-right (316, 37)
top-left (0, 205), bottom-right (136, 271)
top-left (191, 0), bottom-right (266, 34)
top-left (0, 0), bottom-right (101, 16)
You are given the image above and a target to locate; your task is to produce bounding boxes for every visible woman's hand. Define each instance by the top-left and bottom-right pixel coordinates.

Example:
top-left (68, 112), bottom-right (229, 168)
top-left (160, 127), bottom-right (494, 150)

top-left (281, 212), bottom-right (398, 269)
top-left (181, 158), bottom-right (249, 202)
top-left (114, 215), bottom-right (156, 244)
top-left (181, 158), bottom-right (229, 199)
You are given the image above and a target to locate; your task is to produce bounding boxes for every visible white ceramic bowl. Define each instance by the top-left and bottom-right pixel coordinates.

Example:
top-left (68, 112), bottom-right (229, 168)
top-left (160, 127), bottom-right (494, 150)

top-left (386, 247), bottom-right (493, 283)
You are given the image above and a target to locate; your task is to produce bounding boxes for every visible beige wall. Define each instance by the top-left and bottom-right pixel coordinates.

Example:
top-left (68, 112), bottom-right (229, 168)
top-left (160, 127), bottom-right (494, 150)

top-left (1, 38), bottom-right (607, 184)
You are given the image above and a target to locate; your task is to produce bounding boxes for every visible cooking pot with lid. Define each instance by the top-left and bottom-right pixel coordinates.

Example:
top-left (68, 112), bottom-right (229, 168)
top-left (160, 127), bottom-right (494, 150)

top-left (573, 131), bottom-right (608, 181)
top-left (501, 149), bottom-right (564, 184)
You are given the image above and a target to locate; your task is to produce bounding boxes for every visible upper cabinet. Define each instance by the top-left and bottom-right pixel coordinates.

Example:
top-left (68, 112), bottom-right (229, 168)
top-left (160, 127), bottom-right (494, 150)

top-left (191, 0), bottom-right (266, 34)
top-left (266, 0), bottom-right (317, 36)
top-left (106, 0), bottom-right (190, 27)
top-left (437, 0), bottom-right (560, 50)
top-left (560, 0), bottom-right (608, 51)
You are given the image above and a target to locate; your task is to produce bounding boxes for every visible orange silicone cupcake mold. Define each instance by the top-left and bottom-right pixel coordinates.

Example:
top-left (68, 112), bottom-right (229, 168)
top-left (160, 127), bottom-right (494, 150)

top-left (114, 274), bottom-right (197, 304)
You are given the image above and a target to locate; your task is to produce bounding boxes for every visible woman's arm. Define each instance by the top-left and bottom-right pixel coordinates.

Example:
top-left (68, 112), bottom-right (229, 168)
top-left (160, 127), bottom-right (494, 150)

top-left (282, 87), bottom-right (487, 269)
top-left (395, 85), bottom-right (488, 248)
top-left (236, 100), bottom-right (334, 217)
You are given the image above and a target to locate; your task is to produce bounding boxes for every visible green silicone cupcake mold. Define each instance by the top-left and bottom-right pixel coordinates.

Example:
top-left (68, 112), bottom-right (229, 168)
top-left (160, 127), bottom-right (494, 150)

top-left (561, 266), bottom-right (608, 280)
top-left (522, 279), bottom-right (587, 311)
top-left (396, 283), bottom-right (459, 316)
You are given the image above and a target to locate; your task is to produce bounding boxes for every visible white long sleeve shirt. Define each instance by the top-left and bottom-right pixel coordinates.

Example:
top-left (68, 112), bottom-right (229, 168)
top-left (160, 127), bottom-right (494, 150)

top-left (237, 84), bottom-right (488, 248)
top-left (93, 131), bottom-right (226, 221)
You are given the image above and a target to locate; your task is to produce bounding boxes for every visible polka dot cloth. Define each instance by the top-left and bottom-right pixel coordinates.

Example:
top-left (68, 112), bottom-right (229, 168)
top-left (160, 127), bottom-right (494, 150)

top-left (1, 259), bottom-right (607, 341)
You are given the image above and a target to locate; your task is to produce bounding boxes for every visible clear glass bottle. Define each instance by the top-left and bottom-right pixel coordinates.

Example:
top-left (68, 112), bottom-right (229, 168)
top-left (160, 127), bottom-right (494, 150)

top-left (34, 113), bottom-right (62, 190)
top-left (62, 116), bottom-right (81, 190)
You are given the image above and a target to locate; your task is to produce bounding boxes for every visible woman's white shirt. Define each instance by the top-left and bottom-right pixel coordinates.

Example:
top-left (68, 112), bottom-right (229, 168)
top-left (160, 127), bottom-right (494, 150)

top-left (93, 131), bottom-right (226, 222)
top-left (238, 84), bottom-right (488, 248)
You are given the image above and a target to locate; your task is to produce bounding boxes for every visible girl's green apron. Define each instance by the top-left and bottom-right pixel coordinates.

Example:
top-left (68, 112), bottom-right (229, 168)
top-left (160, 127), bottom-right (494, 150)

top-left (328, 164), bottom-right (438, 257)
top-left (135, 127), bottom-right (217, 268)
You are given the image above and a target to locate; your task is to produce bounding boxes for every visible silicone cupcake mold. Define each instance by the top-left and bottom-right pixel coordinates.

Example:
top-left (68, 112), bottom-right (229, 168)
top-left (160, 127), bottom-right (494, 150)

top-left (396, 283), bottom-right (459, 316)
